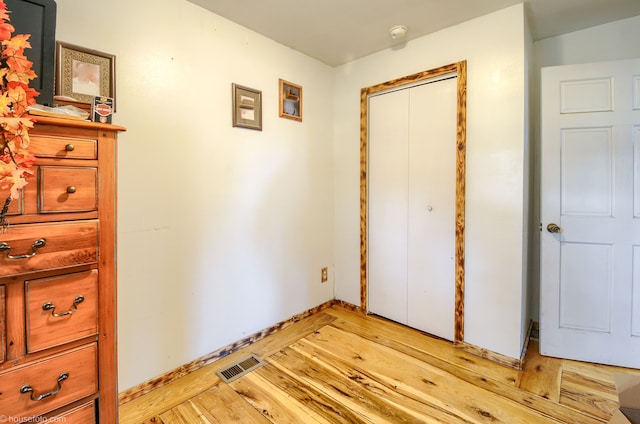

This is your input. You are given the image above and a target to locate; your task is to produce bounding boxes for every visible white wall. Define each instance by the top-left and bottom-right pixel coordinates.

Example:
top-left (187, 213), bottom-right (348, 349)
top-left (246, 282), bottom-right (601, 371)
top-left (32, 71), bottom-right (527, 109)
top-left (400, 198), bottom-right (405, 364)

top-left (535, 15), bottom-right (640, 68)
top-left (529, 15), bottom-right (640, 321)
top-left (333, 5), bottom-right (529, 359)
top-left (56, 0), bottom-right (336, 391)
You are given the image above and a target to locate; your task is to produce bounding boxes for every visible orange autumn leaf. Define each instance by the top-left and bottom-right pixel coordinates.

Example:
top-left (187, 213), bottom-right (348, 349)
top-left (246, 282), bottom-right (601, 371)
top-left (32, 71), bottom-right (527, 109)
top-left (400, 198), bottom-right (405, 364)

top-left (6, 67), bottom-right (35, 84)
top-left (11, 126), bottom-right (32, 148)
top-left (5, 52), bottom-right (31, 72)
top-left (0, 116), bottom-right (34, 133)
top-left (3, 33), bottom-right (30, 50)
top-left (23, 85), bottom-right (38, 104)
top-left (7, 166), bottom-right (29, 198)
top-left (0, 92), bottom-right (11, 114)
top-left (6, 85), bottom-right (28, 113)
top-left (11, 148), bottom-right (34, 167)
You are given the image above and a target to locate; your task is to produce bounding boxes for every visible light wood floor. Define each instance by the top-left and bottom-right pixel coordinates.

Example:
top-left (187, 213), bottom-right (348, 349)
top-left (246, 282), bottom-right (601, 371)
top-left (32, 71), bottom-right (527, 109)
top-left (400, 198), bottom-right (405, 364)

top-left (119, 305), bottom-right (640, 423)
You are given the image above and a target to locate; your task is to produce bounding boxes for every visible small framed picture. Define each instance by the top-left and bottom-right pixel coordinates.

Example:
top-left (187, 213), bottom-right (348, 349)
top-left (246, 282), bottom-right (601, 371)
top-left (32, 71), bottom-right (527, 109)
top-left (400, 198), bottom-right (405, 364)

top-left (279, 79), bottom-right (302, 122)
top-left (55, 41), bottom-right (116, 107)
top-left (232, 83), bottom-right (262, 131)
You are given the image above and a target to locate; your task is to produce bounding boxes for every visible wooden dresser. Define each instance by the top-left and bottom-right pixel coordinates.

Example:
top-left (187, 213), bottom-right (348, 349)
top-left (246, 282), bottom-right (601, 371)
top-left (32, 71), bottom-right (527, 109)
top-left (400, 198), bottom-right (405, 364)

top-left (0, 116), bottom-right (124, 423)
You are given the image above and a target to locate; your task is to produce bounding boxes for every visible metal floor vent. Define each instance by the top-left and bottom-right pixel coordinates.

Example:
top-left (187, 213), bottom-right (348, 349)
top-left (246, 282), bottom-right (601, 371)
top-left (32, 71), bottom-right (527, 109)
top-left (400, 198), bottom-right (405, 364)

top-left (217, 354), bottom-right (265, 383)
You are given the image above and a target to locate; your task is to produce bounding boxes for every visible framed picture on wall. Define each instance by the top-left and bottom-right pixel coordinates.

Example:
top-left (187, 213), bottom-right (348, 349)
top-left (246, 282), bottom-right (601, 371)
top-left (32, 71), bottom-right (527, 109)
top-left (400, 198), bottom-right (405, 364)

top-left (279, 79), bottom-right (302, 122)
top-left (232, 83), bottom-right (262, 131)
top-left (55, 41), bottom-right (116, 108)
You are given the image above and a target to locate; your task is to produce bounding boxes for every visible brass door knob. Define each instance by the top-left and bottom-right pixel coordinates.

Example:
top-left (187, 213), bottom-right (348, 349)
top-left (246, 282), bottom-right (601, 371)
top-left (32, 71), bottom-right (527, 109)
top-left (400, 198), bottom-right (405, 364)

top-left (547, 223), bottom-right (561, 233)
top-left (66, 186), bottom-right (77, 194)
top-left (65, 144), bottom-right (75, 151)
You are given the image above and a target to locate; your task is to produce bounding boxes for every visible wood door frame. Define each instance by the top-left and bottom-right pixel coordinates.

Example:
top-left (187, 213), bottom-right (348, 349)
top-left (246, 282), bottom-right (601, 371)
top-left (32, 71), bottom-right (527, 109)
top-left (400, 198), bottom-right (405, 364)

top-left (360, 60), bottom-right (467, 342)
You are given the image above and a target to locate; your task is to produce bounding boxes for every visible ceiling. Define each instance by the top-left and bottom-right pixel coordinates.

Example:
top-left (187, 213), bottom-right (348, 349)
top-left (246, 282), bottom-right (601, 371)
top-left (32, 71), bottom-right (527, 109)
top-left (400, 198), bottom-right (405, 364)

top-left (186, 0), bottom-right (640, 67)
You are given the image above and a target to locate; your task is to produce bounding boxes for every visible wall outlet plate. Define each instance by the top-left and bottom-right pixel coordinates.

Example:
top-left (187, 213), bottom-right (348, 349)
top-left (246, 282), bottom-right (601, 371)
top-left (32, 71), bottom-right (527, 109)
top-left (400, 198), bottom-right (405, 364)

top-left (321, 267), bottom-right (328, 283)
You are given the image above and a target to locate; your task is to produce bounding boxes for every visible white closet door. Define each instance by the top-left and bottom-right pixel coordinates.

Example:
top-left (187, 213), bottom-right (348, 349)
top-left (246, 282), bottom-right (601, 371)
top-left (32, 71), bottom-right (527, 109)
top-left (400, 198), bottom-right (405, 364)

top-left (407, 78), bottom-right (457, 341)
top-left (368, 78), bottom-right (457, 341)
top-left (368, 89), bottom-right (409, 324)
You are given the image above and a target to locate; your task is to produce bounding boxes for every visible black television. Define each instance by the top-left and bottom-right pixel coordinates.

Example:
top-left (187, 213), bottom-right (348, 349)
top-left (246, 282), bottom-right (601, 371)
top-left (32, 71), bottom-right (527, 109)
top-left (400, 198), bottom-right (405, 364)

top-left (5, 0), bottom-right (56, 106)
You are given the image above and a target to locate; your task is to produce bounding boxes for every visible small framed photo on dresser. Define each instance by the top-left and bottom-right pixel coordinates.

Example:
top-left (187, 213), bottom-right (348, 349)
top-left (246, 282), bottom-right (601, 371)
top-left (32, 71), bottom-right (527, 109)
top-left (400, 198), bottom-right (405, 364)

top-left (55, 41), bottom-right (116, 109)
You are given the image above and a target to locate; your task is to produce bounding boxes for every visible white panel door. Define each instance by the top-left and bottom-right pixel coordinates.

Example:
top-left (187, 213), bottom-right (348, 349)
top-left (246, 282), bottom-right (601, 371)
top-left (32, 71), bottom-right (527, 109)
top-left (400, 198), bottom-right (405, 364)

top-left (368, 88), bottom-right (410, 325)
top-left (407, 78), bottom-right (457, 341)
top-left (541, 59), bottom-right (640, 367)
top-left (369, 77), bottom-right (456, 341)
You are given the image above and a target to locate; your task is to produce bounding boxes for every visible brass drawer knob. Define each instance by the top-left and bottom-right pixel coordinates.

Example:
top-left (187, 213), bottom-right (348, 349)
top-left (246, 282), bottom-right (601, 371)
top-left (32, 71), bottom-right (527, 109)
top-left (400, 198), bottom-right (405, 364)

top-left (66, 186), bottom-right (77, 194)
top-left (65, 144), bottom-right (75, 151)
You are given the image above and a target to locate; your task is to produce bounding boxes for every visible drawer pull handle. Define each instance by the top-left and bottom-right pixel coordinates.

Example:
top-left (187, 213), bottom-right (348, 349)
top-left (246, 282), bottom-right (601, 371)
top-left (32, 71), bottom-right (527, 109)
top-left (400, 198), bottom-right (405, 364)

top-left (66, 186), bottom-right (77, 194)
top-left (43, 295), bottom-right (85, 317)
top-left (20, 372), bottom-right (69, 401)
top-left (65, 143), bottom-right (75, 151)
top-left (0, 238), bottom-right (46, 259)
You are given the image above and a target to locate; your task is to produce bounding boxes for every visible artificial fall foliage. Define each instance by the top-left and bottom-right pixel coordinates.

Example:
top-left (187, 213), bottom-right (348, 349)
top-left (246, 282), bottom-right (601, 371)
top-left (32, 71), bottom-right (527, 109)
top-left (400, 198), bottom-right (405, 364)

top-left (0, 0), bottom-right (37, 228)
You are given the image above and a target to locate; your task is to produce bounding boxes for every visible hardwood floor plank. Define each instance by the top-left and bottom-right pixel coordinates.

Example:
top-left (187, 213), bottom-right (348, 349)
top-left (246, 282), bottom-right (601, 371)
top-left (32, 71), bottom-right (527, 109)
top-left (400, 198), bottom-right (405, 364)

top-left (119, 311), bottom-right (336, 424)
top-left (519, 340), bottom-right (562, 402)
top-left (159, 401), bottom-right (215, 423)
top-left (558, 386), bottom-right (614, 423)
top-left (559, 368), bottom-right (618, 421)
top-left (274, 344), bottom-right (472, 423)
top-left (190, 384), bottom-right (270, 423)
top-left (230, 365), bottom-right (341, 424)
top-left (558, 358), bottom-right (627, 421)
top-left (561, 368), bottom-right (618, 402)
top-left (562, 358), bottom-right (640, 388)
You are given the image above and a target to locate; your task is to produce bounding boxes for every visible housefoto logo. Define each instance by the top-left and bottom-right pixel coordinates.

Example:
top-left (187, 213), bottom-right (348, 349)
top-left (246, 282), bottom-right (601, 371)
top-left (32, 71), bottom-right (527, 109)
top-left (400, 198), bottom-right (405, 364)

top-left (0, 416), bottom-right (67, 423)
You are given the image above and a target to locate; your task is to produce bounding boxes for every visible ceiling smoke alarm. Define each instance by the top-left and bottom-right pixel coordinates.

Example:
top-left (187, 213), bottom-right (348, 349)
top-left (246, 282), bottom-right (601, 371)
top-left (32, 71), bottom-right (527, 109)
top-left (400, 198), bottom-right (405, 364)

top-left (389, 25), bottom-right (408, 40)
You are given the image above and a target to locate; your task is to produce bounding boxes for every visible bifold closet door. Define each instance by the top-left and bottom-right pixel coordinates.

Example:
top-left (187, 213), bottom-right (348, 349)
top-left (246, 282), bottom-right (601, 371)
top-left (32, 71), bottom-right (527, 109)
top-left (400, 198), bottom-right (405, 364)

top-left (369, 78), bottom-right (457, 341)
top-left (406, 78), bottom-right (456, 341)
top-left (368, 88), bottom-right (410, 325)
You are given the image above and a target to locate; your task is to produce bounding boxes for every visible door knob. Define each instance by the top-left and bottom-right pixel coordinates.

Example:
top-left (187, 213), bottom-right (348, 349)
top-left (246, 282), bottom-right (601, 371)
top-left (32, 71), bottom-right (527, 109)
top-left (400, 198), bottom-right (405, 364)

top-left (547, 223), bottom-right (561, 234)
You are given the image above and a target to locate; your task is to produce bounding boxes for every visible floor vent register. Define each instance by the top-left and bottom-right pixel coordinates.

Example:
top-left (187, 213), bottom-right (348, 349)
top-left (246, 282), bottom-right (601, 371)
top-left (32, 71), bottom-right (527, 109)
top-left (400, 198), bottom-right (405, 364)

top-left (217, 354), bottom-right (266, 383)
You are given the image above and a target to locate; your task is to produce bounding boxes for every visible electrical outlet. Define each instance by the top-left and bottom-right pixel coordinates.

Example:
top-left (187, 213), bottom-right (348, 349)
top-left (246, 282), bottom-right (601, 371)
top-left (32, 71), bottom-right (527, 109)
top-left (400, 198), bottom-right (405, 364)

top-left (321, 267), bottom-right (328, 283)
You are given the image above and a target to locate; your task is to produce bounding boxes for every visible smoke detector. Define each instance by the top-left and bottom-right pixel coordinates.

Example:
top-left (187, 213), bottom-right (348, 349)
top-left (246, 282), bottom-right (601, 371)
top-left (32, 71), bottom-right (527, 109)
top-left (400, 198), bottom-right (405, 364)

top-left (389, 25), bottom-right (408, 40)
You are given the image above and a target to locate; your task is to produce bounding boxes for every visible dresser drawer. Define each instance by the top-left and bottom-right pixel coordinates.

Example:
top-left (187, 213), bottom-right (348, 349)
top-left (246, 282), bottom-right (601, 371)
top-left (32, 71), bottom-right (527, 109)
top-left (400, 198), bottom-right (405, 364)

top-left (0, 221), bottom-right (98, 278)
top-left (0, 343), bottom-right (97, 419)
top-left (39, 167), bottom-right (97, 213)
top-left (26, 270), bottom-right (98, 353)
top-left (46, 401), bottom-right (96, 423)
top-left (30, 135), bottom-right (97, 160)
